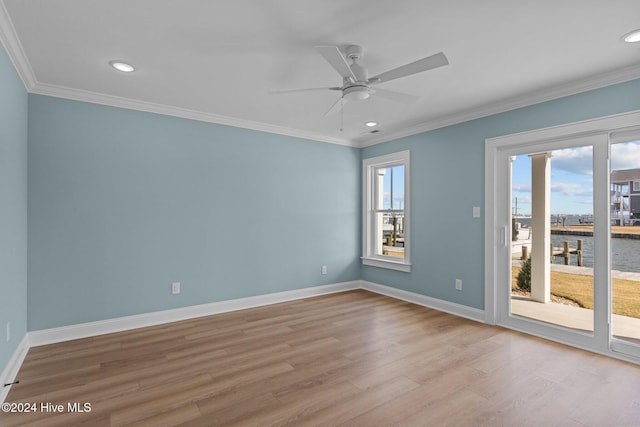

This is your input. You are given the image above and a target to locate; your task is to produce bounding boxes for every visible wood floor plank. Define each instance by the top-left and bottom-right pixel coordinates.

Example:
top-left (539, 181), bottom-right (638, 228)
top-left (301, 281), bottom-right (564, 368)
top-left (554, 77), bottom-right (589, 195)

top-left (2, 289), bottom-right (639, 426)
top-left (298, 375), bottom-right (420, 426)
top-left (123, 402), bottom-right (201, 427)
top-left (227, 380), bottom-right (362, 426)
top-left (395, 387), bottom-right (489, 427)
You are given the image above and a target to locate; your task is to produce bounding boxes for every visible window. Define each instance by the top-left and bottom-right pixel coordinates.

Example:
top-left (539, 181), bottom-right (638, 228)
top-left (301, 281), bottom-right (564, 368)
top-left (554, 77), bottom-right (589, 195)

top-left (634, 181), bottom-right (640, 192)
top-left (362, 150), bottom-right (410, 272)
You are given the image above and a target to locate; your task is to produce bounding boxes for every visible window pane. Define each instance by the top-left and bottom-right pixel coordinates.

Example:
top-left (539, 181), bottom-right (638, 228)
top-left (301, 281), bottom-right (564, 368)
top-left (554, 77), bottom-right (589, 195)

top-left (375, 211), bottom-right (405, 258)
top-left (510, 147), bottom-right (594, 333)
top-left (375, 165), bottom-right (405, 210)
top-left (610, 140), bottom-right (640, 345)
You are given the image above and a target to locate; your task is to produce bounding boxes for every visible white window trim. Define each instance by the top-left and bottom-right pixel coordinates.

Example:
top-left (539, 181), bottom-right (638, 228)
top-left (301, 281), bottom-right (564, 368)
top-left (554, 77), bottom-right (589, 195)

top-left (362, 150), bottom-right (411, 272)
top-left (633, 181), bottom-right (640, 191)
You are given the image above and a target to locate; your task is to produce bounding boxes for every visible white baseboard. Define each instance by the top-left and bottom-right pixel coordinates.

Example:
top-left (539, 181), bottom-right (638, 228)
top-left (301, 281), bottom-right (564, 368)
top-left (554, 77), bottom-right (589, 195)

top-left (360, 280), bottom-right (486, 323)
top-left (1, 334), bottom-right (29, 404)
top-left (28, 281), bottom-right (360, 347)
top-left (27, 280), bottom-right (487, 348)
top-left (6, 279), bottom-right (486, 403)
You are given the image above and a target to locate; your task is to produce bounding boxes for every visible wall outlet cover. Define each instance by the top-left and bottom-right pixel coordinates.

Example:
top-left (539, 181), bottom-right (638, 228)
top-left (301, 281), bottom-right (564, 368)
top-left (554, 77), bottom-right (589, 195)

top-left (171, 282), bottom-right (181, 294)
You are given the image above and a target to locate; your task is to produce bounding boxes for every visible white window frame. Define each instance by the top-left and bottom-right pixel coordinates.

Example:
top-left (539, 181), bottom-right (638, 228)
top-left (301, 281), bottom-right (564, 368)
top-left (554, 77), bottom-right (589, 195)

top-left (362, 150), bottom-right (411, 272)
top-left (633, 181), bottom-right (640, 191)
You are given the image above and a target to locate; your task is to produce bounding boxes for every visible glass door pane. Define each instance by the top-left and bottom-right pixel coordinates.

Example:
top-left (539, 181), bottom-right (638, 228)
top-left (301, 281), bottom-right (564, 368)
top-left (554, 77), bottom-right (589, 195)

top-left (510, 146), bottom-right (594, 333)
top-left (610, 140), bottom-right (640, 346)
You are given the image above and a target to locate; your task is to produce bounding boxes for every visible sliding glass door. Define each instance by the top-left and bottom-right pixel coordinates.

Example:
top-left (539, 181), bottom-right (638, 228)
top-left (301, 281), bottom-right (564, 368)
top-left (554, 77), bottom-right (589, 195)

top-left (499, 134), bottom-right (605, 351)
top-left (509, 145), bottom-right (595, 335)
top-left (486, 116), bottom-right (640, 362)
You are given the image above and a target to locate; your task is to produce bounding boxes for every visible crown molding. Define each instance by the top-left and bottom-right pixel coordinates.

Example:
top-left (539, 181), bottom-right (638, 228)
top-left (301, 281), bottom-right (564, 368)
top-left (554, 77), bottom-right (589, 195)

top-left (358, 63), bottom-right (640, 148)
top-left (30, 82), bottom-right (357, 147)
top-left (15, 62), bottom-right (640, 151)
top-left (0, 0), bottom-right (36, 89)
top-left (31, 62), bottom-right (640, 150)
top-left (1, 1), bottom-right (355, 147)
top-left (3, 0), bottom-right (639, 150)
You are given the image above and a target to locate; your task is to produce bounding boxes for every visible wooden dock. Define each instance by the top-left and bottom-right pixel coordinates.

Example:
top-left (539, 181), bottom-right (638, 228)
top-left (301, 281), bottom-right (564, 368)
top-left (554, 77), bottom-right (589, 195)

top-left (551, 240), bottom-right (583, 266)
top-left (551, 225), bottom-right (640, 240)
top-left (520, 240), bottom-right (583, 266)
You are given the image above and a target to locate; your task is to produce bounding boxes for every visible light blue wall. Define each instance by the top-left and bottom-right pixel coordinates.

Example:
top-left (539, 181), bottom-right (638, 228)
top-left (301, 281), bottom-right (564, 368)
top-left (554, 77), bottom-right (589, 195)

top-left (14, 54), bottom-right (640, 336)
top-left (362, 78), bottom-right (640, 309)
top-left (0, 44), bottom-right (28, 371)
top-left (27, 95), bottom-right (361, 330)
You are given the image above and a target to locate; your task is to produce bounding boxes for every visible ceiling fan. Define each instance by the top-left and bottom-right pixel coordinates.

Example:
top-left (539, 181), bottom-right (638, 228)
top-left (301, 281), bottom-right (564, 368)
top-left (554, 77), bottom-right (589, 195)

top-left (270, 44), bottom-right (449, 116)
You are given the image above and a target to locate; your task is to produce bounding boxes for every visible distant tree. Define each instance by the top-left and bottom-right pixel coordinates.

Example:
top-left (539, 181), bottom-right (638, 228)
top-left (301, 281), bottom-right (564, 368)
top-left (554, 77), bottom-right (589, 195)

top-left (517, 257), bottom-right (531, 291)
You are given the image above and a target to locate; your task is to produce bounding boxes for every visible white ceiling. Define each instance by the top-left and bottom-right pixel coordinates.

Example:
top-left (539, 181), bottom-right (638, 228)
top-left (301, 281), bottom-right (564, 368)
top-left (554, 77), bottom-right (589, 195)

top-left (2, 0), bottom-right (640, 147)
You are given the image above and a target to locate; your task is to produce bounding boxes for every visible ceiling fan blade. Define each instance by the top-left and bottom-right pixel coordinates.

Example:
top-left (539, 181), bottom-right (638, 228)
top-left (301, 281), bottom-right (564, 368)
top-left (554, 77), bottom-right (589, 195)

top-left (370, 52), bottom-right (448, 84)
top-left (269, 87), bottom-right (341, 95)
top-left (372, 88), bottom-right (420, 104)
top-left (315, 46), bottom-right (358, 81)
top-left (324, 97), bottom-right (346, 117)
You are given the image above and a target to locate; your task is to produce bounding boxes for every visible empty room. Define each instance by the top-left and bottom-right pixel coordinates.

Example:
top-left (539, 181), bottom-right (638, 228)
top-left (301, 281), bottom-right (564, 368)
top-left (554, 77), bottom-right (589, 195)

top-left (2, 1), bottom-right (640, 425)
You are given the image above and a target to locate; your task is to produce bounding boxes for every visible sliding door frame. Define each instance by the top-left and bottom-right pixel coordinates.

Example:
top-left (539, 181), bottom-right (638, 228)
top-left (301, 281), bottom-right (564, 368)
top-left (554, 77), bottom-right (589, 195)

top-left (485, 110), bottom-right (640, 364)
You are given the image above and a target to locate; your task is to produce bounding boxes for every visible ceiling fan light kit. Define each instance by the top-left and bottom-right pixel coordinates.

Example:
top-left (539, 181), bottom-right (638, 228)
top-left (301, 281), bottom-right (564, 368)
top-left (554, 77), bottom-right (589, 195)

top-left (343, 85), bottom-right (371, 102)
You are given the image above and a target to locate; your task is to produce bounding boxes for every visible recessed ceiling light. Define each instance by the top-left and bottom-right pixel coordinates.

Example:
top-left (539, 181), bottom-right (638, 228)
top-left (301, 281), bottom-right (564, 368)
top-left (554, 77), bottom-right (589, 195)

top-left (109, 61), bottom-right (135, 72)
top-left (364, 121), bottom-right (378, 127)
top-left (623, 29), bottom-right (640, 43)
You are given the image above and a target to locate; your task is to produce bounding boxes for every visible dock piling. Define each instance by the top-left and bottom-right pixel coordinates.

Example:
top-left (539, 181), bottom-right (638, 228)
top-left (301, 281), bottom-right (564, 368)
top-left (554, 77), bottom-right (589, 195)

top-left (549, 239), bottom-right (583, 266)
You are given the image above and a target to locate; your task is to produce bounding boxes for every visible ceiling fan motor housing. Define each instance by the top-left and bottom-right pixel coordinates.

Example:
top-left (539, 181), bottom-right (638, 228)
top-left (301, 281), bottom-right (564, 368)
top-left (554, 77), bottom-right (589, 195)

top-left (345, 45), bottom-right (368, 82)
top-left (345, 44), bottom-right (363, 60)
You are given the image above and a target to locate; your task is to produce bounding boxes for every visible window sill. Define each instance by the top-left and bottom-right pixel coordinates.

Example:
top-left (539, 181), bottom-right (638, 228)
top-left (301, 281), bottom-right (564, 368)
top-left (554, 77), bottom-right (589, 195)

top-left (362, 257), bottom-right (411, 273)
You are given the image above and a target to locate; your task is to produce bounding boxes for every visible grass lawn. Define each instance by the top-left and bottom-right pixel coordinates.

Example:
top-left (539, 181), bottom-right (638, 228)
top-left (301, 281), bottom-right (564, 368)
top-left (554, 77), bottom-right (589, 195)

top-left (512, 267), bottom-right (640, 318)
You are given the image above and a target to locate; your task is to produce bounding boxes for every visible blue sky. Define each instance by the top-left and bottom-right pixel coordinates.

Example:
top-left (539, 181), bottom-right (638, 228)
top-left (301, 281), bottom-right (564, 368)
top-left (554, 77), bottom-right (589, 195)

top-left (512, 141), bottom-right (640, 215)
top-left (381, 165), bottom-right (405, 210)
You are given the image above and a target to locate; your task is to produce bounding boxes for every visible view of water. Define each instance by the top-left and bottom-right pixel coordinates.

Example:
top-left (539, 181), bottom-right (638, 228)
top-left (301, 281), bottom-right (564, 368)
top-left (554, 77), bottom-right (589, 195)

top-left (549, 235), bottom-right (640, 273)
top-left (516, 215), bottom-right (640, 273)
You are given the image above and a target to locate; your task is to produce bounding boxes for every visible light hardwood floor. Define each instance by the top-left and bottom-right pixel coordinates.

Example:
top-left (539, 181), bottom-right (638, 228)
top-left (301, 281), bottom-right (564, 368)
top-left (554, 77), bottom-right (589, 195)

top-left (2, 289), bottom-right (640, 426)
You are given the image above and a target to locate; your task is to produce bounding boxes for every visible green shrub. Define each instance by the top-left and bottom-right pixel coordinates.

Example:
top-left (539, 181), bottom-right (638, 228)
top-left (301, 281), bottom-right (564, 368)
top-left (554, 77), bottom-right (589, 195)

top-left (517, 257), bottom-right (531, 291)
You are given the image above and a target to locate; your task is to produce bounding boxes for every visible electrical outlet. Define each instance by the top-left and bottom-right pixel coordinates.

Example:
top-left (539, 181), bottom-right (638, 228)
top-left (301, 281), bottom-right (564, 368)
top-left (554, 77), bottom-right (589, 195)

top-left (171, 282), bottom-right (181, 295)
top-left (455, 279), bottom-right (462, 291)
top-left (6, 321), bottom-right (10, 342)
top-left (321, 265), bottom-right (327, 275)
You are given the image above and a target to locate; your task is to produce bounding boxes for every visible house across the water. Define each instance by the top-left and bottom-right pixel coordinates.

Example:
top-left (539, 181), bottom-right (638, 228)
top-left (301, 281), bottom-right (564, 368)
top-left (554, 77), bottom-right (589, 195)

top-left (611, 168), bottom-right (640, 225)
